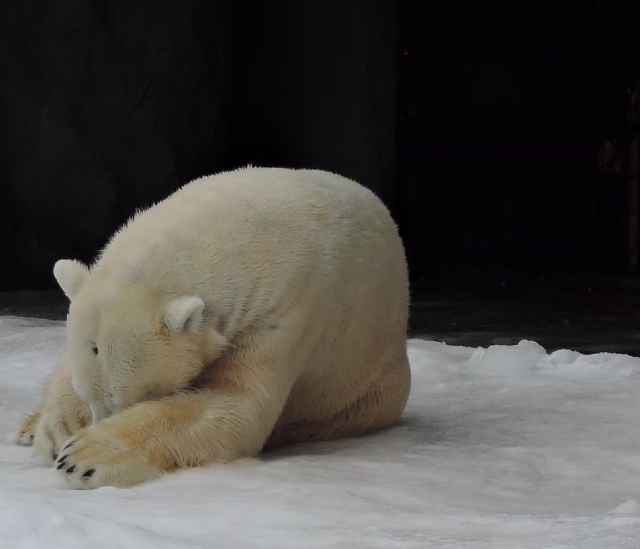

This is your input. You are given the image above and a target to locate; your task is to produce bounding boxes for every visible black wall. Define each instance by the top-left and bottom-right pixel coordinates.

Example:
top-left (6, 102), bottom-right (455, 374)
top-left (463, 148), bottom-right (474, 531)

top-left (0, 0), bottom-right (396, 289)
top-left (1, 0), bottom-right (638, 292)
top-left (397, 1), bottom-right (639, 291)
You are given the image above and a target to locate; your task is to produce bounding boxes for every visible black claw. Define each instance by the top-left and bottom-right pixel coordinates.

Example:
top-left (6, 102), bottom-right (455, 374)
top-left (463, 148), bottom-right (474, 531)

top-left (58, 454), bottom-right (68, 464)
top-left (83, 469), bottom-right (95, 479)
top-left (52, 452), bottom-right (58, 461)
top-left (56, 460), bottom-right (67, 470)
top-left (61, 441), bottom-right (74, 452)
top-left (66, 465), bottom-right (75, 474)
top-left (29, 434), bottom-right (34, 441)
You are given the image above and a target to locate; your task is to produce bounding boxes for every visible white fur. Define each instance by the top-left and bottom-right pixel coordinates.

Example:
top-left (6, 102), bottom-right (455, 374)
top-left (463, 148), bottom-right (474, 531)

top-left (53, 260), bottom-right (89, 300)
top-left (163, 297), bottom-right (205, 333)
top-left (16, 166), bottom-right (411, 488)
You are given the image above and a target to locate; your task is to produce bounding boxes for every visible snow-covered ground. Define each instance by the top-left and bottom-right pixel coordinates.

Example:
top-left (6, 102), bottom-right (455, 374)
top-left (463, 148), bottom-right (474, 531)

top-left (0, 315), bottom-right (638, 549)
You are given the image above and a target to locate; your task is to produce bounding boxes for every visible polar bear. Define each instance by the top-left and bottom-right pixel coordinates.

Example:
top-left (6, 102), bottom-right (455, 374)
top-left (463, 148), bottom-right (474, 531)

top-left (12, 166), bottom-right (411, 489)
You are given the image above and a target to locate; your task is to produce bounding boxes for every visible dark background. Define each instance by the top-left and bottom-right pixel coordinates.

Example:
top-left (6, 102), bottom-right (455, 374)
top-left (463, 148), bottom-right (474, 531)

top-left (1, 0), bottom-right (638, 299)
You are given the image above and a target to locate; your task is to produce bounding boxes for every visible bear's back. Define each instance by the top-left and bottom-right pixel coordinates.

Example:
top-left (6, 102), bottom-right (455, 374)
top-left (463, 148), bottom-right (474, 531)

top-left (91, 167), bottom-right (406, 335)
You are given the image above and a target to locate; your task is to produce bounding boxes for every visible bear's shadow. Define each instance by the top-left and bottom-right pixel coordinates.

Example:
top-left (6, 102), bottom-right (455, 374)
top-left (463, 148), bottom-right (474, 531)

top-left (259, 415), bottom-right (451, 462)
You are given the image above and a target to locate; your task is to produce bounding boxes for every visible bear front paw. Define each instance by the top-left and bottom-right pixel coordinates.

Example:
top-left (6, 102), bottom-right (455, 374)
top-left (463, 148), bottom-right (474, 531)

top-left (55, 423), bottom-right (163, 489)
top-left (10, 405), bottom-right (43, 446)
top-left (32, 401), bottom-right (92, 465)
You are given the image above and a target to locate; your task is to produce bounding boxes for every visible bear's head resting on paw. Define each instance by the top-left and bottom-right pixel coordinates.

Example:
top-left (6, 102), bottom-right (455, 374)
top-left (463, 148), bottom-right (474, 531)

top-left (53, 259), bottom-right (228, 423)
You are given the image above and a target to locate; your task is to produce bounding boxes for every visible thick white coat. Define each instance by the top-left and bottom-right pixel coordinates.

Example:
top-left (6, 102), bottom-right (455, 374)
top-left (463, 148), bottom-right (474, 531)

top-left (13, 167), bottom-right (411, 488)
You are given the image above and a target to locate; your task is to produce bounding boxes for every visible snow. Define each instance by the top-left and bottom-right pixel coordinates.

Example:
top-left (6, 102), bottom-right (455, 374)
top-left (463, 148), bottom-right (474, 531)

top-left (0, 316), bottom-right (638, 549)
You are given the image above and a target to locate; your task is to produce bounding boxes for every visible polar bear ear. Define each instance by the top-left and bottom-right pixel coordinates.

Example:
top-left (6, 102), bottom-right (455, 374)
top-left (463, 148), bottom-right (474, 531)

top-left (163, 296), bottom-right (205, 334)
top-left (53, 259), bottom-right (90, 301)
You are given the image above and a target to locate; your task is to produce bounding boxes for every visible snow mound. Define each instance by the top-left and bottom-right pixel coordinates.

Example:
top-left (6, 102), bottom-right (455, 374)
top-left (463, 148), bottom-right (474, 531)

top-left (610, 499), bottom-right (640, 515)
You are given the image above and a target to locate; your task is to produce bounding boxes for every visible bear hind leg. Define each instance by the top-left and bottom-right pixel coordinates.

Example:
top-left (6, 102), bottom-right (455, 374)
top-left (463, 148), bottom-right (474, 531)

top-left (264, 353), bottom-right (411, 451)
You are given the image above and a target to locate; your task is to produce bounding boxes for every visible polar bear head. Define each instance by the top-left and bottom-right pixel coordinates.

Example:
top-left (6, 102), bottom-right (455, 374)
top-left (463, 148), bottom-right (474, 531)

top-left (53, 259), bottom-right (228, 423)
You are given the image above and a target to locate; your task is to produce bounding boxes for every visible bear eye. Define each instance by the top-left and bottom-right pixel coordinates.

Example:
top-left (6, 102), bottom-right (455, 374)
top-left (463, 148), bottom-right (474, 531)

top-left (92, 345), bottom-right (99, 356)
